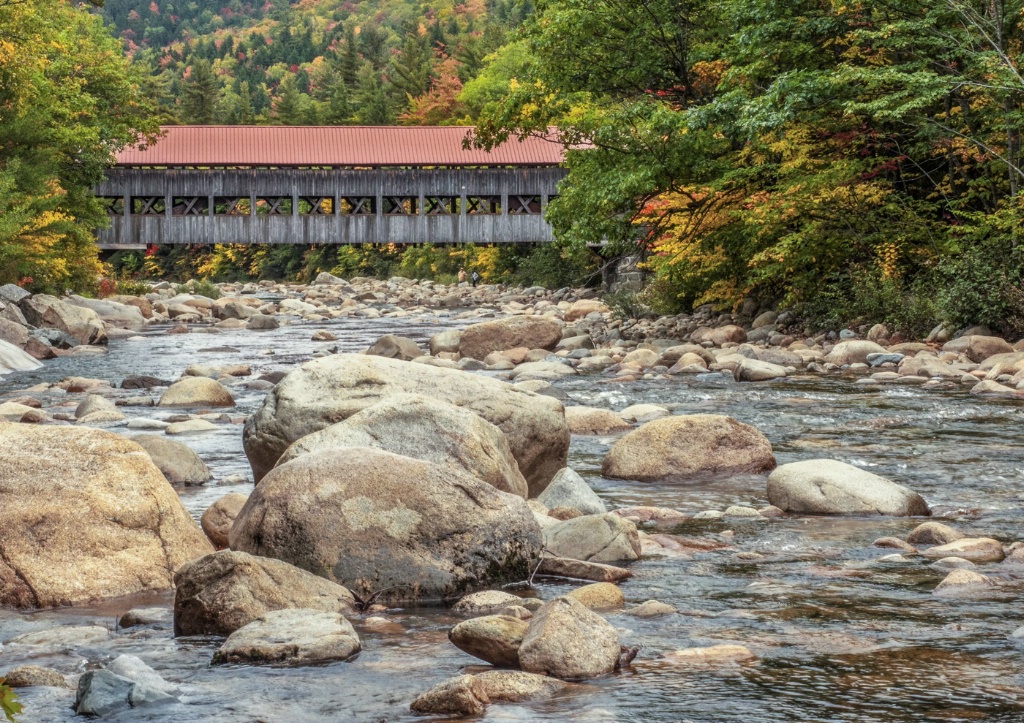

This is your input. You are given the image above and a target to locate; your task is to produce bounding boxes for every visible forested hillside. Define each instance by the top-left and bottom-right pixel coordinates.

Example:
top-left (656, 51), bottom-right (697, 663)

top-left (99, 0), bottom-right (530, 124)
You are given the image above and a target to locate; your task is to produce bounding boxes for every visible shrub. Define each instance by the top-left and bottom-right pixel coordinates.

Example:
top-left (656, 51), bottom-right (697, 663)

top-left (936, 239), bottom-right (1024, 337)
top-left (802, 266), bottom-right (940, 338)
top-left (182, 278), bottom-right (221, 300)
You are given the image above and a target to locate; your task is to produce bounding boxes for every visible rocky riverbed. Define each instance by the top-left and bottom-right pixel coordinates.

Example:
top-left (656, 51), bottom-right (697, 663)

top-left (1, 275), bottom-right (1024, 722)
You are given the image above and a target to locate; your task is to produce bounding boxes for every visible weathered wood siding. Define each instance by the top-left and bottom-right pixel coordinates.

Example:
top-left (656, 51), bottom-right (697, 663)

top-left (95, 167), bottom-right (566, 246)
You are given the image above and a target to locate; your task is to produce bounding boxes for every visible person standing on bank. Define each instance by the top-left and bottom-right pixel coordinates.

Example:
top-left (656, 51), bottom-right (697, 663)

top-left (471, 271), bottom-right (480, 287)
top-left (458, 268), bottom-right (467, 284)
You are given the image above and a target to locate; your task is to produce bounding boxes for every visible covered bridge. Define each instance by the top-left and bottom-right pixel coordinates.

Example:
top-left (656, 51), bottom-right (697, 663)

top-left (94, 126), bottom-right (568, 248)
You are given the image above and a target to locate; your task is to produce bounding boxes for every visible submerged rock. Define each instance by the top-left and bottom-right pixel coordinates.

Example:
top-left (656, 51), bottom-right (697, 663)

top-left (921, 537), bottom-right (1004, 563)
top-left (664, 644), bottom-right (755, 664)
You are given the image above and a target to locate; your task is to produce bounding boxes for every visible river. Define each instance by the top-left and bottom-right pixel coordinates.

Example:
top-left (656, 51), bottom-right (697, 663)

top-left (2, 308), bottom-right (1023, 722)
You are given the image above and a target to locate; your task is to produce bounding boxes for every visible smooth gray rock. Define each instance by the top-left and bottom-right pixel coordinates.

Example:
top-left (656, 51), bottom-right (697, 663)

top-left (212, 609), bottom-right (361, 665)
top-left (536, 468), bottom-right (606, 515)
top-left (543, 513), bottom-right (640, 563)
top-left (74, 670), bottom-right (175, 717)
top-left (767, 459), bottom-right (929, 516)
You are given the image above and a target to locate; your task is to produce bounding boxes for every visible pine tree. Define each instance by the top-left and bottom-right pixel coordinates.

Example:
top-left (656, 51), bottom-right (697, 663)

top-left (323, 77), bottom-right (353, 125)
top-left (180, 59), bottom-right (221, 124)
top-left (272, 75), bottom-right (308, 125)
top-left (391, 30), bottom-right (433, 105)
top-left (340, 25), bottom-right (360, 87)
top-left (353, 64), bottom-right (391, 124)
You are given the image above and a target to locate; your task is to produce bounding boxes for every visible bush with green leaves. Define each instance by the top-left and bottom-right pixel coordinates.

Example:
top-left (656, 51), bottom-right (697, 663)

top-left (182, 278), bottom-right (221, 300)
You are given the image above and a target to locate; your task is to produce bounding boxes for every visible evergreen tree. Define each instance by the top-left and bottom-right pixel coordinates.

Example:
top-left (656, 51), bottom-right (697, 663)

top-left (390, 30), bottom-right (433, 105)
top-left (272, 74), bottom-right (308, 124)
top-left (180, 58), bottom-right (221, 123)
top-left (353, 64), bottom-right (391, 124)
top-left (323, 77), bottom-right (353, 125)
top-left (340, 25), bottom-right (360, 86)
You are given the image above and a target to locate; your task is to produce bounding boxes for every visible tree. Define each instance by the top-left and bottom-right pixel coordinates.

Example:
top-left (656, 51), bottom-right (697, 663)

top-left (400, 57), bottom-right (465, 125)
top-left (272, 74), bottom-right (311, 124)
top-left (390, 29), bottom-right (434, 106)
top-left (180, 59), bottom-right (221, 123)
top-left (322, 76), bottom-right (354, 125)
top-left (352, 64), bottom-right (391, 124)
top-left (0, 0), bottom-right (157, 292)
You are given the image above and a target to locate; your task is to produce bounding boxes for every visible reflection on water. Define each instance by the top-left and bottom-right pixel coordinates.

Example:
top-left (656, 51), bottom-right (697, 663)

top-left (2, 312), bottom-right (1024, 722)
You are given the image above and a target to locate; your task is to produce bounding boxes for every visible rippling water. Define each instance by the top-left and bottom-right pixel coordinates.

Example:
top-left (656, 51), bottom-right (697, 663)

top-left (2, 310), bottom-right (1023, 722)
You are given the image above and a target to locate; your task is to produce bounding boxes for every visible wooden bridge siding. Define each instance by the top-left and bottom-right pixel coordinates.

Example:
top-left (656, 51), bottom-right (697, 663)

top-left (96, 167), bottom-right (564, 246)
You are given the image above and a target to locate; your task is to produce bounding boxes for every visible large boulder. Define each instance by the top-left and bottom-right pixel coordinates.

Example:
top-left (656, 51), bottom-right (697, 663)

top-left (128, 434), bottom-right (212, 485)
top-left (0, 338), bottom-right (42, 374)
top-left (229, 447), bottom-right (543, 604)
top-left (66, 295), bottom-right (146, 331)
top-left (212, 609), bottom-right (361, 665)
top-left (19, 294), bottom-right (107, 345)
top-left (242, 354), bottom-right (568, 494)
top-left (277, 394), bottom-right (527, 498)
top-left (601, 414), bottom-right (776, 482)
top-left (767, 459), bottom-right (930, 516)
top-left (0, 318), bottom-right (29, 349)
top-left (542, 513), bottom-right (640, 563)
top-left (459, 316), bottom-right (563, 360)
top-left (824, 340), bottom-right (887, 365)
top-left (157, 377), bottom-right (235, 407)
top-left (0, 424), bottom-right (212, 608)
top-left (942, 335), bottom-right (1014, 362)
top-left (518, 597), bottom-right (620, 679)
top-left (173, 550), bottom-right (356, 636)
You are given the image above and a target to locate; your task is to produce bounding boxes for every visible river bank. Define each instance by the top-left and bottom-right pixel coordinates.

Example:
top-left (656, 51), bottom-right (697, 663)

top-left (1, 276), bottom-right (1023, 722)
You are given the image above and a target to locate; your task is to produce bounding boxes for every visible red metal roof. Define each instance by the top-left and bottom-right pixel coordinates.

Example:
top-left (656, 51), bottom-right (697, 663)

top-left (115, 126), bottom-right (566, 167)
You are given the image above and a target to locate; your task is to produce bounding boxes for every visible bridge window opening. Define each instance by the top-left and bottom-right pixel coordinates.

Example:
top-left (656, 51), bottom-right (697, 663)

top-left (256, 197), bottom-right (293, 215)
top-left (299, 197), bottom-right (333, 215)
top-left (101, 197), bottom-right (125, 215)
top-left (466, 196), bottom-right (502, 215)
top-left (340, 197), bottom-right (374, 215)
top-left (172, 197), bottom-right (209, 216)
top-left (424, 197), bottom-right (457, 215)
top-left (383, 197), bottom-right (418, 215)
top-left (131, 197), bottom-right (166, 215)
top-left (508, 195), bottom-right (542, 215)
top-left (214, 197), bottom-right (251, 215)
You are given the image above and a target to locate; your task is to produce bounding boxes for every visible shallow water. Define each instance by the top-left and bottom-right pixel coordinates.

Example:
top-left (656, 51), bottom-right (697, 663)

top-left (2, 309), bottom-right (1024, 722)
